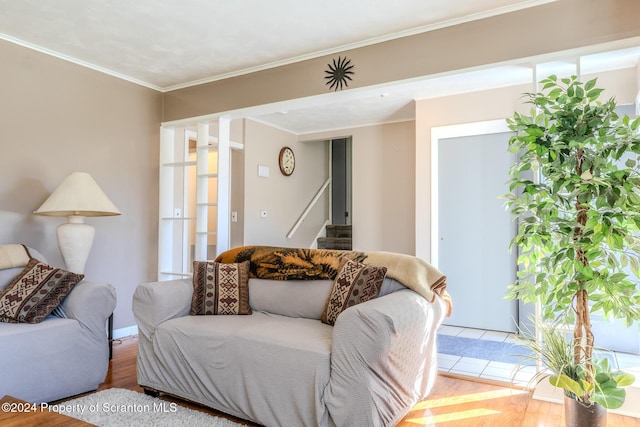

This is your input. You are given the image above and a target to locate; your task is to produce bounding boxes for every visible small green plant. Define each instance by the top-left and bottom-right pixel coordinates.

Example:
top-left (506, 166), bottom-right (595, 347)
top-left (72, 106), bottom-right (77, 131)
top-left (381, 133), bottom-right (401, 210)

top-left (504, 74), bottom-right (640, 408)
top-left (517, 321), bottom-right (634, 409)
top-left (552, 357), bottom-right (635, 409)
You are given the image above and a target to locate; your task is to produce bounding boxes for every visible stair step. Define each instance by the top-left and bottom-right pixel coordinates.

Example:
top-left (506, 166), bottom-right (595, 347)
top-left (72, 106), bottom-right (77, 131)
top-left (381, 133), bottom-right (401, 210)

top-left (326, 224), bottom-right (352, 238)
top-left (317, 237), bottom-right (352, 250)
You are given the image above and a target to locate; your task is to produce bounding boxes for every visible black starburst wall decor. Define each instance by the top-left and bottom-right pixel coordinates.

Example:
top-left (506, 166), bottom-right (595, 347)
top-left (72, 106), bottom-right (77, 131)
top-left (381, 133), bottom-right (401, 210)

top-left (324, 56), bottom-right (354, 91)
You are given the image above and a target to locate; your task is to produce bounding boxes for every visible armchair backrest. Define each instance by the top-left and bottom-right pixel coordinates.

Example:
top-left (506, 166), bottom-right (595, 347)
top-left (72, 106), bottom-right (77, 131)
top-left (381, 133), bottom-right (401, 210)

top-left (0, 245), bottom-right (47, 290)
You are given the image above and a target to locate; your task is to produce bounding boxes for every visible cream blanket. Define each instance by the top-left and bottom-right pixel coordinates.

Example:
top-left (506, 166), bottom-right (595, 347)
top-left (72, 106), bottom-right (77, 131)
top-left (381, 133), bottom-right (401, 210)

top-left (0, 244), bottom-right (30, 270)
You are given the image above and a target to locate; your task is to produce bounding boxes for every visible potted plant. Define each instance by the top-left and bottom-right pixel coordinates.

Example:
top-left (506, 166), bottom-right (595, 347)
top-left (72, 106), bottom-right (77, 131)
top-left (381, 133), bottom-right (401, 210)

top-left (504, 74), bottom-right (640, 426)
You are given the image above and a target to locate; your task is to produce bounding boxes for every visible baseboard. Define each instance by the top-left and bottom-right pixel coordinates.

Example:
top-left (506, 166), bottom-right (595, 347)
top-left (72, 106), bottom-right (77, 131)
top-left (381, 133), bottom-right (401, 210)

top-left (113, 325), bottom-right (138, 340)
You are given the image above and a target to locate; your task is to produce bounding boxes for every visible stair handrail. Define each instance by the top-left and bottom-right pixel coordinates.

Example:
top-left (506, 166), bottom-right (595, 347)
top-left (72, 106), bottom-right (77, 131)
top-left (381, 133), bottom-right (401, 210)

top-left (287, 177), bottom-right (331, 239)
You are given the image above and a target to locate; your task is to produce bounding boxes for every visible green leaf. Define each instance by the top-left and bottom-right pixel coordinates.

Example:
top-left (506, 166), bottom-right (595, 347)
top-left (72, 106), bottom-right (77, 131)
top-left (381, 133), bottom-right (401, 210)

top-left (613, 372), bottom-right (636, 388)
top-left (550, 374), bottom-right (584, 396)
top-left (587, 88), bottom-right (605, 101)
top-left (593, 387), bottom-right (626, 409)
top-left (548, 88), bottom-right (563, 100)
top-left (584, 78), bottom-right (597, 91)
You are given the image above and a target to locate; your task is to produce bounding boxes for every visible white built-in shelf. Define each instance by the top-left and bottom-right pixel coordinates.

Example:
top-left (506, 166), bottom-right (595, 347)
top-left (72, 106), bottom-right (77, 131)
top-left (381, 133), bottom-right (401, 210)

top-left (196, 145), bottom-right (220, 152)
top-left (196, 202), bottom-right (218, 207)
top-left (162, 161), bottom-right (197, 167)
top-left (196, 231), bottom-right (217, 236)
top-left (197, 173), bottom-right (218, 178)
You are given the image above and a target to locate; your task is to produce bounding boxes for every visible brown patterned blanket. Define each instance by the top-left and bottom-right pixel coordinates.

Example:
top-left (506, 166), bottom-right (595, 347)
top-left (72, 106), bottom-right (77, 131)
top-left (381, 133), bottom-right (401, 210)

top-left (215, 246), bottom-right (451, 316)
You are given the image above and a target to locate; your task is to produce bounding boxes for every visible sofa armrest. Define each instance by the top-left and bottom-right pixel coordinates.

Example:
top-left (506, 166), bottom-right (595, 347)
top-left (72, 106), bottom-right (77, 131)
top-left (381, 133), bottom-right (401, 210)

top-left (325, 289), bottom-right (446, 427)
top-left (57, 280), bottom-right (117, 340)
top-left (132, 279), bottom-right (192, 339)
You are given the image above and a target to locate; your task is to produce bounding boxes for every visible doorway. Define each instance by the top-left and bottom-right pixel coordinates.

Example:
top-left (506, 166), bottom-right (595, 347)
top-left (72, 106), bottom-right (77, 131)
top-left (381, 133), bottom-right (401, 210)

top-left (331, 137), bottom-right (352, 225)
top-left (432, 120), bottom-right (518, 333)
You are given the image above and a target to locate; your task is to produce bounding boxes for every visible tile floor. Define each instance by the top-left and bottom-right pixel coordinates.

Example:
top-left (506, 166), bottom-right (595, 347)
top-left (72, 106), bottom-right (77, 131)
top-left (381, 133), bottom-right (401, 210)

top-left (437, 325), bottom-right (640, 388)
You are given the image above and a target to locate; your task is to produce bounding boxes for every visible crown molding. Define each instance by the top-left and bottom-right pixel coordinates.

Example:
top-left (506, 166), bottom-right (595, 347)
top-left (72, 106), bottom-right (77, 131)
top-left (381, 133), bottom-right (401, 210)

top-left (0, 33), bottom-right (163, 92)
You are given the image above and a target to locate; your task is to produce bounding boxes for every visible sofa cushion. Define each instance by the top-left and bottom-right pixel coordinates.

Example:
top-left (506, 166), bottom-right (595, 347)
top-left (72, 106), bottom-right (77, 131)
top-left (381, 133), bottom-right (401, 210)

top-left (0, 259), bottom-right (83, 324)
top-left (249, 278), bottom-right (333, 319)
top-left (321, 259), bottom-right (386, 326)
top-left (191, 260), bottom-right (251, 315)
top-left (153, 312), bottom-right (332, 427)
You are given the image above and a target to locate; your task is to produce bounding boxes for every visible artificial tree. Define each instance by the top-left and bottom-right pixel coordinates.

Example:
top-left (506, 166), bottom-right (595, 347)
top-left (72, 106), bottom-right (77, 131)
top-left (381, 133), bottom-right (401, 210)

top-left (504, 75), bottom-right (640, 412)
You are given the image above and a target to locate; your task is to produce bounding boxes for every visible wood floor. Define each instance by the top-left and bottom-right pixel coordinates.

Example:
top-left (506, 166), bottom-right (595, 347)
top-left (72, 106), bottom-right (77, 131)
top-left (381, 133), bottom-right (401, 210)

top-left (98, 335), bottom-right (640, 426)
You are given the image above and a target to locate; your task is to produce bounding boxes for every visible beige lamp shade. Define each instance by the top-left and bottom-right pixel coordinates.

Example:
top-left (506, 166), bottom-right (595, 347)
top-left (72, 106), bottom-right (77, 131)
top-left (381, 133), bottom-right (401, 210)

top-left (34, 172), bottom-right (120, 273)
top-left (34, 172), bottom-right (121, 217)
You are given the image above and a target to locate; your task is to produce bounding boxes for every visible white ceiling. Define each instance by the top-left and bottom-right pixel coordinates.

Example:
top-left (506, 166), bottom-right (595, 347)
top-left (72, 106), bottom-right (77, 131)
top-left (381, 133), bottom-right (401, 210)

top-left (1, 0), bottom-right (638, 134)
top-left (0, 0), bottom-right (555, 90)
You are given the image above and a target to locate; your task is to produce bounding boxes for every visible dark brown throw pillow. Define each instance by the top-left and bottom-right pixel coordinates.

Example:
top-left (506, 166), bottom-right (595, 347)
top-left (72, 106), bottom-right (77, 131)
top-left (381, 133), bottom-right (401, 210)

top-left (321, 258), bottom-right (386, 326)
top-left (191, 260), bottom-right (251, 315)
top-left (0, 258), bottom-right (84, 324)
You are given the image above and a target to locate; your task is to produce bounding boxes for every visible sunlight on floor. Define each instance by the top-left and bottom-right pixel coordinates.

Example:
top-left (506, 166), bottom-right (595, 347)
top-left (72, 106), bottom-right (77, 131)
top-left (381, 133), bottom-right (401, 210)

top-left (405, 408), bottom-right (501, 425)
top-left (412, 388), bottom-right (528, 410)
top-left (404, 388), bottom-right (529, 425)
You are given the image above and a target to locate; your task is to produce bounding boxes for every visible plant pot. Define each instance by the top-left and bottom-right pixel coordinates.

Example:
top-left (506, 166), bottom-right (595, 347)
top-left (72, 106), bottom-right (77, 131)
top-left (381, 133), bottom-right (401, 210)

top-left (564, 395), bottom-right (607, 427)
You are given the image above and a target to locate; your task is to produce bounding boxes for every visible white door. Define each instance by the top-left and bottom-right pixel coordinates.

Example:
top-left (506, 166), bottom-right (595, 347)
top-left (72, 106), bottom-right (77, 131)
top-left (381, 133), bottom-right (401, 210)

top-left (437, 130), bottom-right (518, 332)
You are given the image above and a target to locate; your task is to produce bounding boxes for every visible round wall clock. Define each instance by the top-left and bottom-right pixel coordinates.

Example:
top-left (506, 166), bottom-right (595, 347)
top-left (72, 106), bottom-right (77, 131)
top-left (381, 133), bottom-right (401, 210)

top-left (278, 146), bottom-right (295, 176)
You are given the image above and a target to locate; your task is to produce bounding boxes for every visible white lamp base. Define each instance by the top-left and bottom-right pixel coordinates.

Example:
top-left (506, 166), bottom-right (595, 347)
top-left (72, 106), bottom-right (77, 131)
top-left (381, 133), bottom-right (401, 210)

top-left (56, 216), bottom-right (95, 274)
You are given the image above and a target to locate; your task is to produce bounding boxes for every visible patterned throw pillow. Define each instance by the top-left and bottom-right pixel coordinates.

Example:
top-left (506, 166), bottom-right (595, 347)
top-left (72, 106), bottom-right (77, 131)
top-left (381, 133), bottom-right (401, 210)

top-left (321, 259), bottom-right (387, 326)
top-left (0, 258), bottom-right (84, 324)
top-left (191, 261), bottom-right (251, 315)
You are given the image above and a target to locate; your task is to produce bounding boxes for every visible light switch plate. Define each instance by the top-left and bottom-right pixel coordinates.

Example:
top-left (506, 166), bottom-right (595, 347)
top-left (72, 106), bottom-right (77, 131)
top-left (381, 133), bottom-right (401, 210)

top-left (258, 165), bottom-right (269, 177)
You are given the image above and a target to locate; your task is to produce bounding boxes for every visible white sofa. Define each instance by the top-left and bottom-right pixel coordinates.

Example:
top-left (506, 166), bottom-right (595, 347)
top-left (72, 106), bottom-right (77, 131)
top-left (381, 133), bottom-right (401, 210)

top-left (133, 246), bottom-right (449, 427)
top-left (0, 246), bottom-right (116, 403)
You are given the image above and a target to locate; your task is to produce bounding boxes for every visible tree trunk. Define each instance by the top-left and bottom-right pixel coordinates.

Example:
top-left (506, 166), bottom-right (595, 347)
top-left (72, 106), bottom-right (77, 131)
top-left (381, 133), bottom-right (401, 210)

top-left (573, 148), bottom-right (594, 384)
top-left (574, 288), bottom-right (594, 382)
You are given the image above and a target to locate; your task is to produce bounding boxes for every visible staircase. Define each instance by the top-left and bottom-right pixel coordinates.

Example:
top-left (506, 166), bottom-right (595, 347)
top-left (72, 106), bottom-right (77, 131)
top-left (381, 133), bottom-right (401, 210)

top-left (317, 224), bottom-right (352, 250)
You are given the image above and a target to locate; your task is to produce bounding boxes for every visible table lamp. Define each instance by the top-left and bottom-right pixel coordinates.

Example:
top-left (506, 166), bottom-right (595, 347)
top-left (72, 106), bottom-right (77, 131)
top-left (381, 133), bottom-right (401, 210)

top-left (34, 172), bottom-right (121, 274)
